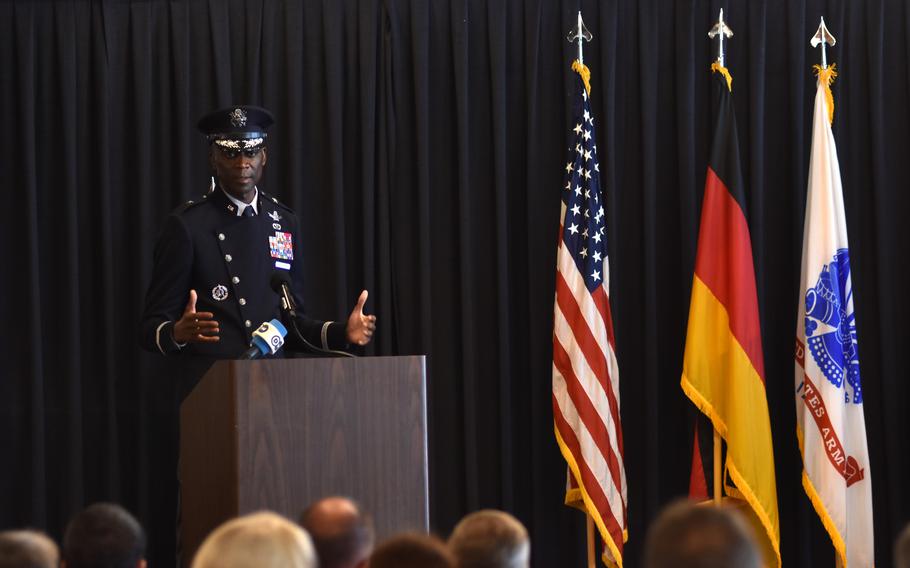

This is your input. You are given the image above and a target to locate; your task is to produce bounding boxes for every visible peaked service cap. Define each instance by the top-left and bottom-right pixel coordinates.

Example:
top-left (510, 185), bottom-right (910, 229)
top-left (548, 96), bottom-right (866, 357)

top-left (197, 105), bottom-right (274, 141)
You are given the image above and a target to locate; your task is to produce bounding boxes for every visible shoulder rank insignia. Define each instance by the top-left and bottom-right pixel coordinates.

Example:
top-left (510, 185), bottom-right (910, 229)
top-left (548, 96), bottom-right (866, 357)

top-left (260, 191), bottom-right (294, 213)
top-left (174, 198), bottom-right (207, 215)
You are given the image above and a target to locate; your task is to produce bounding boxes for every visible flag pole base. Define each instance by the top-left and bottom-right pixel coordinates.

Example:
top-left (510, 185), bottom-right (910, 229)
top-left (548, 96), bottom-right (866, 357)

top-left (713, 429), bottom-right (722, 505)
top-left (586, 512), bottom-right (596, 567)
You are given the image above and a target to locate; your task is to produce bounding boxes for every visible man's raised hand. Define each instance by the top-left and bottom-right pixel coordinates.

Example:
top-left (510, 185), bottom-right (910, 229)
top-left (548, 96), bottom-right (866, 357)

top-left (345, 290), bottom-right (377, 346)
top-left (173, 289), bottom-right (221, 344)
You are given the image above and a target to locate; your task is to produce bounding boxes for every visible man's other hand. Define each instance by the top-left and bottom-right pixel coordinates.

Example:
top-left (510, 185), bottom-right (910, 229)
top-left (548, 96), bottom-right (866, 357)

top-left (345, 290), bottom-right (377, 346)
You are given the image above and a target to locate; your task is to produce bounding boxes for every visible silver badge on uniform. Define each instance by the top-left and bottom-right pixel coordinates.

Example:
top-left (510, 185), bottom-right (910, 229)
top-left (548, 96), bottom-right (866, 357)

top-left (272, 223), bottom-right (281, 230)
top-left (268, 210), bottom-right (281, 222)
top-left (212, 284), bottom-right (229, 301)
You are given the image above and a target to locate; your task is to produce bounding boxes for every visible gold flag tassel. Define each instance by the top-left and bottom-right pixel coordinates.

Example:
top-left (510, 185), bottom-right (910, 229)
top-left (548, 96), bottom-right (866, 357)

top-left (813, 63), bottom-right (838, 124)
top-left (572, 59), bottom-right (592, 95)
top-left (710, 62), bottom-right (733, 92)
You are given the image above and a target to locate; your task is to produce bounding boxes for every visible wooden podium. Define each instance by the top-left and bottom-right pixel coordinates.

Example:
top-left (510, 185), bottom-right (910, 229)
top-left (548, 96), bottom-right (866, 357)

top-left (179, 356), bottom-right (428, 564)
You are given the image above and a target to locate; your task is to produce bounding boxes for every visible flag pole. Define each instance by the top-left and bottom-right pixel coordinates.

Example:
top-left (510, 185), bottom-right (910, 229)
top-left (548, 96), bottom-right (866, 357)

top-left (811, 21), bottom-right (842, 568)
top-left (567, 15), bottom-right (598, 565)
top-left (707, 8), bottom-right (733, 508)
top-left (577, 11), bottom-right (584, 65)
top-left (810, 17), bottom-right (836, 70)
top-left (586, 513), bottom-right (596, 568)
top-left (708, 8), bottom-right (733, 68)
top-left (567, 11), bottom-right (592, 65)
top-left (713, 430), bottom-right (722, 505)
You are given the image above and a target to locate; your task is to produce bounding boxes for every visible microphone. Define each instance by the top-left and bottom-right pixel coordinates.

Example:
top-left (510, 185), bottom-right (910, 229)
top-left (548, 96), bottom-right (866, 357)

top-left (268, 272), bottom-right (355, 358)
top-left (270, 272), bottom-right (297, 316)
top-left (239, 319), bottom-right (288, 360)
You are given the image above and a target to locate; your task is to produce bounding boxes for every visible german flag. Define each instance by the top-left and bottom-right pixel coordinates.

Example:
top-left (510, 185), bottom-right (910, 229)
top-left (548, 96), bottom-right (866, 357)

top-left (680, 65), bottom-right (780, 567)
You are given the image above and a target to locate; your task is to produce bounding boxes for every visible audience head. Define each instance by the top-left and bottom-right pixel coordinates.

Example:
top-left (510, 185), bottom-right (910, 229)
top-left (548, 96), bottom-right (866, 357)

top-left (299, 496), bottom-right (374, 568)
top-left (369, 532), bottom-right (456, 568)
top-left (192, 511), bottom-right (316, 568)
top-left (643, 500), bottom-right (761, 568)
top-left (448, 509), bottom-right (530, 568)
top-left (63, 502), bottom-right (146, 568)
top-left (896, 522), bottom-right (910, 568)
top-left (0, 530), bottom-right (59, 568)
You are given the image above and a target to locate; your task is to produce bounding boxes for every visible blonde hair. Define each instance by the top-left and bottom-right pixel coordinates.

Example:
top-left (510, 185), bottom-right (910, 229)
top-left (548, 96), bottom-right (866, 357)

top-left (192, 511), bottom-right (316, 568)
top-left (0, 530), bottom-right (59, 568)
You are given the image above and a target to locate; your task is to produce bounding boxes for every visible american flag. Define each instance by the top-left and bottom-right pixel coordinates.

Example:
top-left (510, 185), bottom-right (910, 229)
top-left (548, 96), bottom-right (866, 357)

top-left (552, 63), bottom-right (627, 566)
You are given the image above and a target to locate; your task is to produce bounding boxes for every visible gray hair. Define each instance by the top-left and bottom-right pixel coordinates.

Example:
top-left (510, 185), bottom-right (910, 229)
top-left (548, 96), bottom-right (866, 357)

top-left (448, 509), bottom-right (530, 568)
top-left (643, 500), bottom-right (761, 568)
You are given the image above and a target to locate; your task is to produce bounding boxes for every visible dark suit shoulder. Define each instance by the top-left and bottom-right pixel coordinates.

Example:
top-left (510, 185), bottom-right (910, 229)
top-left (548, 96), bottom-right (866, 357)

top-left (170, 193), bottom-right (213, 216)
top-left (259, 191), bottom-right (295, 214)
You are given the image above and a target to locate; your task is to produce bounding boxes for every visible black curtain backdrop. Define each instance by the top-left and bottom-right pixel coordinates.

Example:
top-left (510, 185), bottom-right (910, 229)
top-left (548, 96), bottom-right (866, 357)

top-left (1, 0), bottom-right (908, 566)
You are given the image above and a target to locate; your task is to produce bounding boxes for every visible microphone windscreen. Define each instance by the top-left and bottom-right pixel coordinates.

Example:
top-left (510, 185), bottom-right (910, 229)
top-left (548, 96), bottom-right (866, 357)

top-left (266, 318), bottom-right (288, 337)
top-left (270, 271), bottom-right (292, 293)
top-left (250, 319), bottom-right (288, 356)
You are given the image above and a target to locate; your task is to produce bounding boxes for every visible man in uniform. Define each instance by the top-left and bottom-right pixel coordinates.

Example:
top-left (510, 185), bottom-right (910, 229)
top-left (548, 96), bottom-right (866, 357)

top-left (137, 105), bottom-right (376, 565)
top-left (139, 105), bottom-right (375, 359)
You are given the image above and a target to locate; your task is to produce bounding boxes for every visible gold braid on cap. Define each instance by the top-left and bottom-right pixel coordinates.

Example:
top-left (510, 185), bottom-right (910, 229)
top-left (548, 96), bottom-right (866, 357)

top-left (213, 137), bottom-right (264, 150)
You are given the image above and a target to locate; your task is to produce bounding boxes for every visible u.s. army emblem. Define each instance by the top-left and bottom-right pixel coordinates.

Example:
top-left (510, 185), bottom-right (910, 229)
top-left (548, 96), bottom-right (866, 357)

top-left (804, 249), bottom-right (863, 404)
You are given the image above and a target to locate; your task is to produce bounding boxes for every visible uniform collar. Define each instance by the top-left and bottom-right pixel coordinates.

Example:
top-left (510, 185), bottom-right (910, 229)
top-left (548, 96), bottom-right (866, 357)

top-left (220, 187), bottom-right (259, 216)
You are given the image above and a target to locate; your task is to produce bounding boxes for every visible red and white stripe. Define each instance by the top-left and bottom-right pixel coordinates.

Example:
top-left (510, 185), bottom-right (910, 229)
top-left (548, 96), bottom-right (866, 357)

top-left (553, 204), bottom-right (627, 562)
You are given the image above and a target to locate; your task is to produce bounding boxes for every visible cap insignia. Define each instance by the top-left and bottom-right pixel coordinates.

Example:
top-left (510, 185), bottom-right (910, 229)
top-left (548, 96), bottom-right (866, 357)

top-left (229, 108), bottom-right (248, 128)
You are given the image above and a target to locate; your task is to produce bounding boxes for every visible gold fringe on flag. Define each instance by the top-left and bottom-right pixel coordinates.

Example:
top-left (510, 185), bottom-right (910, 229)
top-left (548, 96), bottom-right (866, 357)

top-left (572, 60), bottom-right (592, 95)
top-left (813, 63), bottom-right (838, 124)
top-left (710, 62), bottom-right (733, 92)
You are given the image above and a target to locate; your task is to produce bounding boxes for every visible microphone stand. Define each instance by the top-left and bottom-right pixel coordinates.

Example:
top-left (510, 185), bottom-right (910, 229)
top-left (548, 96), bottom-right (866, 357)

top-left (279, 288), bottom-right (354, 358)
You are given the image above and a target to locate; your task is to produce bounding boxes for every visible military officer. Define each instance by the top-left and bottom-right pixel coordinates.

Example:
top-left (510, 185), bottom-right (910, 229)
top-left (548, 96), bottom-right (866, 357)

top-left (139, 105), bottom-right (375, 359)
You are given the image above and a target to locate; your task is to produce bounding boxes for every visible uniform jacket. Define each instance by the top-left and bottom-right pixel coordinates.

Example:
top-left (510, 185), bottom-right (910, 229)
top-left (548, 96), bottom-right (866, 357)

top-left (139, 188), bottom-right (347, 358)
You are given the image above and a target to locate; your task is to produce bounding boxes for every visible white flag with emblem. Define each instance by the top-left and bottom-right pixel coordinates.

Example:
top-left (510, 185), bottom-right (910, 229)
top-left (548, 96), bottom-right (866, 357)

top-left (795, 68), bottom-right (874, 567)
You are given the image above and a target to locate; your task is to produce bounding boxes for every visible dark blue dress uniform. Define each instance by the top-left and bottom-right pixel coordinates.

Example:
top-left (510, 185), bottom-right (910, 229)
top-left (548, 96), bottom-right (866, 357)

top-left (138, 187), bottom-right (347, 358)
top-left (140, 105), bottom-right (346, 359)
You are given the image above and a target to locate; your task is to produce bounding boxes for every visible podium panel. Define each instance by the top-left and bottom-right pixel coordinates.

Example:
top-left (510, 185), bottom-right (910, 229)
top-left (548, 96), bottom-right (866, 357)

top-left (179, 356), bottom-right (428, 565)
